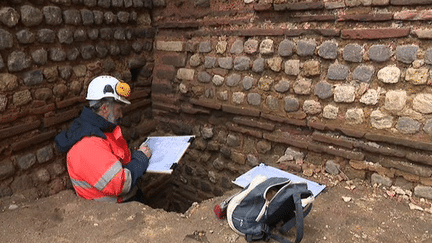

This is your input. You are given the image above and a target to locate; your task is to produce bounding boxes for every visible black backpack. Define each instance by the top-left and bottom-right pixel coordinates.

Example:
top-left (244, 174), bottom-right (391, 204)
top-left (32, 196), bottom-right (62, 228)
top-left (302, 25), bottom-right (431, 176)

top-left (226, 176), bottom-right (314, 243)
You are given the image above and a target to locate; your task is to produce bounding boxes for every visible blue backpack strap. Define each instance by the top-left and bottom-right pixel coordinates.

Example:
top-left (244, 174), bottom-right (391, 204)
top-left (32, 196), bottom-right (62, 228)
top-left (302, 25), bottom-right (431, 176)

top-left (279, 200), bottom-right (313, 235)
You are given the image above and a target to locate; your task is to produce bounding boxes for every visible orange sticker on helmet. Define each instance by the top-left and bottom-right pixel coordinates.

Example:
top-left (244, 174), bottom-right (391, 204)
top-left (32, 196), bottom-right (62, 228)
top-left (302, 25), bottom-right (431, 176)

top-left (116, 82), bottom-right (131, 97)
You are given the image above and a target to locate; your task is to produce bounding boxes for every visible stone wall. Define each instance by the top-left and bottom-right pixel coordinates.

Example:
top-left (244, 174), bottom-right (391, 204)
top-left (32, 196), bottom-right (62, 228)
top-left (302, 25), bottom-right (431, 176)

top-left (0, 0), bottom-right (155, 199)
top-left (142, 0), bottom-right (432, 211)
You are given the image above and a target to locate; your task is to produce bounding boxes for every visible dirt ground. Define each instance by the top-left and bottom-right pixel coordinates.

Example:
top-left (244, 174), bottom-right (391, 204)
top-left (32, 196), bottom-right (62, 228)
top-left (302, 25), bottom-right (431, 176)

top-left (0, 174), bottom-right (431, 243)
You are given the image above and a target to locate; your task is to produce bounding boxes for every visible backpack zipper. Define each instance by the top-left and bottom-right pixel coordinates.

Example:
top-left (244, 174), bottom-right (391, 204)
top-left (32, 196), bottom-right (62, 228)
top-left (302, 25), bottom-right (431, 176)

top-left (255, 179), bottom-right (290, 222)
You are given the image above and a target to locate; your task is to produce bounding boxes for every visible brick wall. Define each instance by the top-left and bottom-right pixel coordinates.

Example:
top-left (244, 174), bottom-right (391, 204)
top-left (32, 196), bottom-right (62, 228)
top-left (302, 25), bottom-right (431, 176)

top-left (3, 0), bottom-right (432, 207)
top-left (0, 0), bottom-right (154, 199)
top-left (143, 0), bottom-right (432, 211)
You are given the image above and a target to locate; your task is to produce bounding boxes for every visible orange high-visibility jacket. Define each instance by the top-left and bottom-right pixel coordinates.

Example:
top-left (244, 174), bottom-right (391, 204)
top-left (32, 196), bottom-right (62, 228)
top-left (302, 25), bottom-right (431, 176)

top-left (67, 126), bottom-right (133, 202)
top-left (55, 107), bottom-right (149, 203)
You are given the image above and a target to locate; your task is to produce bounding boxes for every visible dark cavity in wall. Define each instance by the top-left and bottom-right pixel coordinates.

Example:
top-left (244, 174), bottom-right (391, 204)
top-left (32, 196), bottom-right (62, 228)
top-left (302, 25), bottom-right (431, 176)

top-left (139, 166), bottom-right (219, 213)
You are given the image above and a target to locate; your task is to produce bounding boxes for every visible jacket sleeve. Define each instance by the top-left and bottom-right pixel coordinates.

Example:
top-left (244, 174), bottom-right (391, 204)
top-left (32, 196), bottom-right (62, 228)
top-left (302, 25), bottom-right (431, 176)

top-left (124, 150), bottom-right (149, 189)
top-left (68, 137), bottom-right (139, 197)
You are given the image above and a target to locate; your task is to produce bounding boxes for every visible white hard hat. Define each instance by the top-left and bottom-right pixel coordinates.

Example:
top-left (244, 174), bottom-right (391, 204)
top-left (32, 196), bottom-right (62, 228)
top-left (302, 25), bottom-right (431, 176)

top-left (86, 75), bottom-right (131, 105)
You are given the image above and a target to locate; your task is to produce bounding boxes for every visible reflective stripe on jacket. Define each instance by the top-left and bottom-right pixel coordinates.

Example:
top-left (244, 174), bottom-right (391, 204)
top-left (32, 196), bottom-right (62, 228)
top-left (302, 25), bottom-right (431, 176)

top-left (67, 126), bottom-right (132, 203)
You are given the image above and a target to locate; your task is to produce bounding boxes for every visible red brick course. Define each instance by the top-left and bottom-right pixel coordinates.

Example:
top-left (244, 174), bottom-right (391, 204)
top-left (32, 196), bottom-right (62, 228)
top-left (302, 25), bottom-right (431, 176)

top-left (341, 28), bottom-right (410, 39)
top-left (0, 121), bottom-right (41, 140)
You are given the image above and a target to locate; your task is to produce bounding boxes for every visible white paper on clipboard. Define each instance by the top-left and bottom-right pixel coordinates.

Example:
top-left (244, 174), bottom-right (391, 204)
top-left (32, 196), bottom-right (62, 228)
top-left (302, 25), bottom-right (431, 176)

top-left (233, 163), bottom-right (326, 198)
top-left (142, 135), bottom-right (194, 174)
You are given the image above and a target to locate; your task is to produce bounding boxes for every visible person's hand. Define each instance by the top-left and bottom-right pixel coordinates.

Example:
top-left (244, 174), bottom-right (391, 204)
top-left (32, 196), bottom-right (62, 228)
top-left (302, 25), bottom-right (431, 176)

top-left (139, 144), bottom-right (152, 159)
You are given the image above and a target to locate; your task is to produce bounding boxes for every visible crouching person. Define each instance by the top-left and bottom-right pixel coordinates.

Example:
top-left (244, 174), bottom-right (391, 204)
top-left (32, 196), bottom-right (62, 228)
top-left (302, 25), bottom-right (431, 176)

top-left (55, 75), bottom-right (151, 203)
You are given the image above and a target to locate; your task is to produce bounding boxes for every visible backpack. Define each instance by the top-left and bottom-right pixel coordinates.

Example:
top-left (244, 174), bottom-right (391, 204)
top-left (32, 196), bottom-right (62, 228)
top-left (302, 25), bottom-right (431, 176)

top-left (225, 175), bottom-right (314, 243)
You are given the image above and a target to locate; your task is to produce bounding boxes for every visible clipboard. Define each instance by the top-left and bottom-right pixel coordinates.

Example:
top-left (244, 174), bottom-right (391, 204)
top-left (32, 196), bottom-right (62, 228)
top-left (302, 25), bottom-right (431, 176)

top-left (142, 135), bottom-right (194, 174)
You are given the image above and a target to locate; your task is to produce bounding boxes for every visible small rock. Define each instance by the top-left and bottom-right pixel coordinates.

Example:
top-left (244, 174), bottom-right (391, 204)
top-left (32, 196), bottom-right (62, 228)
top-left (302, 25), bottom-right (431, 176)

top-left (342, 196), bottom-right (352, 202)
top-left (8, 204), bottom-right (18, 210)
top-left (409, 203), bottom-right (424, 211)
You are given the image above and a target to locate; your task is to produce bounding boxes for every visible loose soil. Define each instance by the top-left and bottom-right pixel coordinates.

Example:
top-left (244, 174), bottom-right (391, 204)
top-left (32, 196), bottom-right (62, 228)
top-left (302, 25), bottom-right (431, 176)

top-left (0, 174), bottom-right (431, 243)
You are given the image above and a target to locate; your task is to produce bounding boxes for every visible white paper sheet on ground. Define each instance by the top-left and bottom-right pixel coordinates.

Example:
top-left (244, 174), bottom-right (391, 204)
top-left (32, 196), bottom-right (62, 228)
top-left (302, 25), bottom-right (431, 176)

top-left (232, 163), bottom-right (326, 198)
top-left (142, 135), bottom-right (194, 174)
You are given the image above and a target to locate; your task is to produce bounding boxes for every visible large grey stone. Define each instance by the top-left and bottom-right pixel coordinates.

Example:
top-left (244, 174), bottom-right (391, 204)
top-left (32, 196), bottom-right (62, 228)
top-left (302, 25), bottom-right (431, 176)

top-left (204, 56), bottom-right (216, 68)
top-left (38, 29), bottom-right (55, 43)
top-left (74, 29), bottom-right (87, 42)
top-left (297, 39), bottom-right (316, 56)
top-left (314, 81), bottom-right (333, 99)
top-left (57, 28), bottom-right (73, 44)
top-left (7, 51), bottom-right (31, 72)
top-left (100, 28), bottom-right (113, 40)
top-left (80, 45), bottom-right (95, 60)
top-left (197, 71), bottom-right (211, 83)
top-left (247, 93), bottom-right (261, 106)
top-left (414, 185), bottom-right (432, 200)
top-left (274, 79), bottom-right (290, 93)
top-left (325, 160), bottom-right (340, 175)
top-left (0, 95), bottom-right (7, 112)
top-left (23, 70), bottom-right (44, 86)
top-left (84, 0), bottom-right (97, 7)
top-left (96, 44), bottom-right (108, 57)
top-left (117, 11), bottom-right (129, 24)
top-left (423, 119), bottom-right (432, 136)
top-left (104, 11), bottom-right (117, 24)
top-left (67, 48), bottom-right (80, 61)
top-left (49, 47), bottom-right (66, 62)
top-left (234, 56), bottom-right (250, 71)
top-left (189, 54), bottom-right (201, 67)
top-left (31, 49), bottom-right (47, 65)
top-left (353, 65), bottom-right (374, 83)
top-left (343, 43), bottom-right (363, 62)
top-left (98, 0), bottom-right (111, 8)
top-left (16, 29), bottom-right (35, 44)
top-left (266, 96), bottom-right (279, 110)
top-left (368, 44), bottom-right (392, 62)
top-left (396, 45), bottom-right (418, 64)
top-left (80, 9), bottom-right (94, 25)
top-left (218, 57), bottom-right (233, 69)
top-left (284, 97), bottom-right (299, 112)
top-left (327, 63), bottom-right (349, 80)
top-left (242, 76), bottom-right (255, 90)
top-left (226, 73), bottom-right (241, 87)
top-left (396, 117), bottom-right (420, 134)
top-left (0, 7), bottom-right (20, 27)
top-left (199, 41), bottom-right (212, 53)
top-left (0, 159), bottom-right (14, 180)
top-left (0, 29), bottom-right (13, 49)
top-left (425, 48), bottom-right (432, 65)
top-left (36, 145), bottom-right (54, 163)
top-left (42, 6), bottom-right (62, 25)
top-left (93, 10), bottom-right (103, 24)
top-left (63, 9), bottom-right (81, 25)
top-left (230, 39), bottom-right (244, 54)
top-left (278, 39), bottom-right (295, 57)
top-left (371, 173), bottom-right (392, 187)
top-left (21, 5), bottom-right (43, 27)
top-left (252, 58), bottom-right (265, 73)
top-left (318, 40), bottom-right (338, 59)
